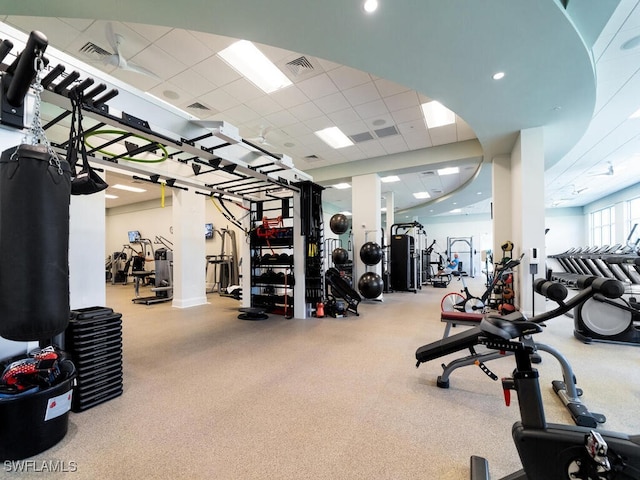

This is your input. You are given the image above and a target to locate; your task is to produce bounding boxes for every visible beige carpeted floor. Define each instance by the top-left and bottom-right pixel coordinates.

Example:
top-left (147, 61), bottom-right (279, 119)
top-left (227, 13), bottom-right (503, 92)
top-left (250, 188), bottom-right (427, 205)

top-left (2, 276), bottom-right (639, 479)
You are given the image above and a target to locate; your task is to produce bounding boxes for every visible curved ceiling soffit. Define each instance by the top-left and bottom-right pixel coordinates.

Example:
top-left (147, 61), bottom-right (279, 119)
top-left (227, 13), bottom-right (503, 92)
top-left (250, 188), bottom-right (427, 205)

top-left (1, 1), bottom-right (596, 170)
top-left (395, 160), bottom-right (486, 217)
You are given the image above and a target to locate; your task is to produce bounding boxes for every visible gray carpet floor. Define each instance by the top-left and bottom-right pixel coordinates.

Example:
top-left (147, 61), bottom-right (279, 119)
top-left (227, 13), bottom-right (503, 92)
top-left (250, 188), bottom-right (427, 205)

top-left (2, 276), bottom-right (639, 479)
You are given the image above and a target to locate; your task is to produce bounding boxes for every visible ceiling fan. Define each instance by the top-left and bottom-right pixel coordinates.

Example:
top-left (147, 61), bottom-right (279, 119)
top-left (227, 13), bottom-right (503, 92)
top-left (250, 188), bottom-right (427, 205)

top-left (588, 161), bottom-right (614, 177)
top-left (80, 23), bottom-right (159, 79)
top-left (247, 126), bottom-right (274, 147)
top-left (560, 184), bottom-right (588, 200)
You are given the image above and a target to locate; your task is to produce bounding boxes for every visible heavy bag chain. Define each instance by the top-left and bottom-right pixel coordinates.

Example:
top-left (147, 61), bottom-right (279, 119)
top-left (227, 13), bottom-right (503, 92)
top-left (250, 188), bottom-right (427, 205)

top-left (18, 51), bottom-right (63, 175)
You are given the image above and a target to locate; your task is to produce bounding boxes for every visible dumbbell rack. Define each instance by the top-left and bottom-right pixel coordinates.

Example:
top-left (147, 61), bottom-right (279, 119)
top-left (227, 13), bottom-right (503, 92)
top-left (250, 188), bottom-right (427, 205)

top-left (65, 307), bottom-right (123, 412)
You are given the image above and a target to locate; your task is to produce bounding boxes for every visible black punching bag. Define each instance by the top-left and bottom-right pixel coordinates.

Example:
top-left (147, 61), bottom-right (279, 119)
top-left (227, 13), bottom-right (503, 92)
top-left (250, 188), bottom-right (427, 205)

top-left (0, 144), bottom-right (71, 341)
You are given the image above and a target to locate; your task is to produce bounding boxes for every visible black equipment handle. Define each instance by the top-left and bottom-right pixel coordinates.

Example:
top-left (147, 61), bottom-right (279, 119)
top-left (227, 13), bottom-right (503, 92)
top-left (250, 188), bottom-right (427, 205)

top-left (5, 30), bottom-right (48, 107)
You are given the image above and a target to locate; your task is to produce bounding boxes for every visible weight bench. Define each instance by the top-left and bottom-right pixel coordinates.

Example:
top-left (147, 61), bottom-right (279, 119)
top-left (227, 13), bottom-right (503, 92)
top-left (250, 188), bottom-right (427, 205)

top-left (440, 311), bottom-right (485, 338)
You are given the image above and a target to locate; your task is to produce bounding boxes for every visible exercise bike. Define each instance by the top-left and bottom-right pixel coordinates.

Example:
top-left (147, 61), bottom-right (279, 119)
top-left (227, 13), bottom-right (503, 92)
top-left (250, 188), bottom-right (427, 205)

top-left (440, 253), bottom-right (524, 313)
top-left (470, 314), bottom-right (640, 479)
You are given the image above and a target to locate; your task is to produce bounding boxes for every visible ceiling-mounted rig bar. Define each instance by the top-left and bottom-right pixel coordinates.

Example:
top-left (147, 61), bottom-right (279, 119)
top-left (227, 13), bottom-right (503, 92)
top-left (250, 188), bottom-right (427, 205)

top-left (0, 28), bottom-right (311, 203)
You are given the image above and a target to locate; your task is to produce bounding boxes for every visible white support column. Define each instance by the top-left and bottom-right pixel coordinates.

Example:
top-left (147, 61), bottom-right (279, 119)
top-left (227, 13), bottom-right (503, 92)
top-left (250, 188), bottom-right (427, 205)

top-left (292, 191), bottom-right (306, 318)
top-left (384, 192), bottom-right (395, 247)
top-left (171, 189), bottom-right (207, 308)
top-left (493, 128), bottom-right (546, 315)
top-left (352, 174), bottom-right (382, 294)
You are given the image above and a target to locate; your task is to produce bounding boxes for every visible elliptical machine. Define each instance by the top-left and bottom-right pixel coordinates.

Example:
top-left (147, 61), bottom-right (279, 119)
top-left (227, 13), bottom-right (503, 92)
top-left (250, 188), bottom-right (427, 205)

top-left (470, 291), bottom-right (640, 479)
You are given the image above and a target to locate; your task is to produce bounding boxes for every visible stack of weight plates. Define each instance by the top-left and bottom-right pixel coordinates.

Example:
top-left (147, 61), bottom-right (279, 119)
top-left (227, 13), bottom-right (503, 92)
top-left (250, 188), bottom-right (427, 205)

top-left (65, 307), bottom-right (123, 412)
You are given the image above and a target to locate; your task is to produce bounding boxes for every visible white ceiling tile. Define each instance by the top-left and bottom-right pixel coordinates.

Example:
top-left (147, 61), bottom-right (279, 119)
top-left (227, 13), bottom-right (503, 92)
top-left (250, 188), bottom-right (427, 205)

top-left (296, 73), bottom-right (339, 100)
top-left (313, 92), bottom-right (351, 114)
top-left (383, 90), bottom-right (421, 112)
top-left (328, 107), bottom-right (361, 125)
top-left (189, 31), bottom-right (237, 53)
top-left (374, 77), bottom-right (411, 97)
top-left (130, 44), bottom-right (187, 80)
top-left (456, 119), bottom-right (477, 141)
top-left (357, 141), bottom-right (387, 158)
top-left (303, 115), bottom-right (335, 132)
top-left (111, 68), bottom-right (161, 92)
top-left (343, 82), bottom-right (381, 106)
top-left (281, 122), bottom-right (313, 138)
top-left (338, 120), bottom-right (369, 135)
top-left (191, 55), bottom-right (241, 87)
top-left (429, 125), bottom-right (458, 146)
top-left (244, 96), bottom-right (284, 117)
top-left (126, 22), bottom-right (171, 43)
top-left (168, 69), bottom-right (216, 98)
top-left (5, 17), bottom-right (81, 50)
top-left (200, 88), bottom-right (242, 111)
top-left (354, 99), bottom-right (390, 119)
top-left (223, 104), bottom-right (261, 124)
top-left (397, 118), bottom-right (428, 135)
top-left (315, 57), bottom-right (341, 71)
top-left (264, 110), bottom-right (299, 127)
top-left (327, 65), bottom-right (372, 90)
top-left (391, 105), bottom-right (424, 124)
top-left (222, 77), bottom-right (264, 102)
top-left (339, 146), bottom-right (368, 161)
top-left (363, 114), bottom-right (395, 129)
top-left (271, 85), bottom-right (309, 109)
top-left (404, 134), bottom-right (433, 150)
top-left (258, 42), bottom-right (299, 63)
top-left (59, 18), bottom-right (95, 32)
top-left (155, 29), bottom-right (214, 67)
top-left (380, 135), bottom-right (409, 155)
top-left (289, 101), bottom-right (324, 122)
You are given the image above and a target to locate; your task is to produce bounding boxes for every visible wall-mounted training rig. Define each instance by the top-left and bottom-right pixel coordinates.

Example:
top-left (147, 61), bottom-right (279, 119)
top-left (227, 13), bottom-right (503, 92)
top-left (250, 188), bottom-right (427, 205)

top-left (0, 28), bottom-right (312, 209)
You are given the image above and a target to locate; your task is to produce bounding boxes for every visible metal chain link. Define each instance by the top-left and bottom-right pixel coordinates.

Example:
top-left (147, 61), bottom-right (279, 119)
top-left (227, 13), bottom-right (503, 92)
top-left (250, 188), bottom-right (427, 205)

top-left (24, 52), bottom-right (63, 175)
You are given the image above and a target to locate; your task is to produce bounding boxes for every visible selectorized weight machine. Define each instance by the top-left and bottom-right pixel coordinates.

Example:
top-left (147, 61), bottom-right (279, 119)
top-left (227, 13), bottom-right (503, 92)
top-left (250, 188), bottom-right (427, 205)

top-left (131, 237), bottom-right (173, 305)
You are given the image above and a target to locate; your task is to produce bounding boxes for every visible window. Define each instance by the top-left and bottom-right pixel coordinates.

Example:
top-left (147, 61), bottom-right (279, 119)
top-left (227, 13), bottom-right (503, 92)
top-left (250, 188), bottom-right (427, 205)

top-left (590, 206), bottom-right (615, 246)
top-left (626, 197), bottom-right (640, 245)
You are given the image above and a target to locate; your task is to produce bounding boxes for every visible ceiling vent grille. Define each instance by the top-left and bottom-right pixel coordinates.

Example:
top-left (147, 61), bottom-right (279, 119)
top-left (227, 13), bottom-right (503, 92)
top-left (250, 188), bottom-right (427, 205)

top-left (349, 131), bottom-right (374, 143)
top-left (186, 102), bottom-right (211, 111)
top-left (285, 56), bottom-right (315, 77)
top-left (304, 154), bottom-right (322, 162)
top-left (374, 125), bottom-right (399, 138)
top-left (79, 41), bottom-right (112, 58)
top-left (421, 170), bottom-right (436, 176)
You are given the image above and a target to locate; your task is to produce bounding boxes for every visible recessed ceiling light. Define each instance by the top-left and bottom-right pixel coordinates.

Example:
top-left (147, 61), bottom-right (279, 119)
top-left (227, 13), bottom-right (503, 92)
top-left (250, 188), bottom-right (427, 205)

top-left (380, 175), bottom-right (400, 183)
top-left (339, 211), bottom-right (352, 216)
top-left (363, 0), bottom-right (378, 13)
top-left (332, 183), bottom-right (352, 190)
top-left (437, 167), bottom-right (459, 176)
top-left (105, 194), bottom-right (119, 199)
top-left (450, 208), bottom-right (462, 213)
top-left (477, 191), bottom-right (482, 195)
top-left (492, 72), bottom-right (505, 80)
top-left (218, 40), bottom-right (292, 94)
top-left (315, 127), bottom-right (354, 149)
top-left (629, 108), bottom-right (640, 119)
top-left (421, 101), bottom-right (455, 129)
top-left (413, 191), bottom-right (431, 199)
top-left (112, 184), bottom-right (146, 193)
top-left (163, 90), bottom-right (180, 100)
top-left (621, 35), bottom-right (640, 50)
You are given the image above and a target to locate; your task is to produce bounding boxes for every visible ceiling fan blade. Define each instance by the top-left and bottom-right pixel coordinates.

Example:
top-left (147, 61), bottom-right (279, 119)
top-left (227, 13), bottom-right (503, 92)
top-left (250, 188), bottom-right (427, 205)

top-left (122, 62), bottom-right (160, 80)
top-left (105, 22), bottom-right (121, 55)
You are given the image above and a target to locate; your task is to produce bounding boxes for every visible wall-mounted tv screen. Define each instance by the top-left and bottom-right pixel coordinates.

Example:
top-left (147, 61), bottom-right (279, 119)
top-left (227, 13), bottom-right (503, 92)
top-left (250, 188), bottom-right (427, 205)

top-left (128, 230), bottom-right (142, 243)
top-left (205, 223), bottom-right (214, 239)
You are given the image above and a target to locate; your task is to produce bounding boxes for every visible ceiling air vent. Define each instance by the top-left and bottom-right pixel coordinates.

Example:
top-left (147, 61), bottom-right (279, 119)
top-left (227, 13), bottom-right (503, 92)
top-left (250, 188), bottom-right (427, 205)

top-left (374, 125), bottom-right (399, 138)
top-left (285, 56), bottom-right (315, 77)
top-left (186, 102), bottom-right (211, 111)
top-left (304, 154), bottom-right (322, 162)
top-left (349, 131), bottom-right (374, 143)
top-left (79, 41), bottom-right (112, 58)
top-left (421, 170), bottom-right (436, 176)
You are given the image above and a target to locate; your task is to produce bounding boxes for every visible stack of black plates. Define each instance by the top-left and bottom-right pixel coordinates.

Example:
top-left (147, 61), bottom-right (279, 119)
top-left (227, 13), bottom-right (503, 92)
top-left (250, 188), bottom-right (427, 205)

top-left (65, 307), bottom-right (123, 412)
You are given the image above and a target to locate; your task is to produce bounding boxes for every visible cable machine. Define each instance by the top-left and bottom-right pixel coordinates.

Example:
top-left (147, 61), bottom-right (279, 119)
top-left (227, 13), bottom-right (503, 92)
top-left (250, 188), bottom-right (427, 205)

top-left (447, 236), bottom-right (476, 277)
top-left (389, 221), bottom-right (424, 293)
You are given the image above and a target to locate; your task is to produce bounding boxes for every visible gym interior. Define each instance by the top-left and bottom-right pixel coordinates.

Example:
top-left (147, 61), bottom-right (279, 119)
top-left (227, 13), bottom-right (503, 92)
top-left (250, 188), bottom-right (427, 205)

top-left (0, 2), bottom-right (639, 479)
